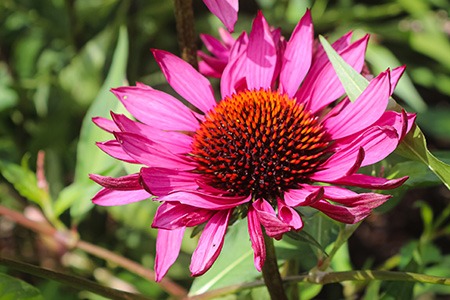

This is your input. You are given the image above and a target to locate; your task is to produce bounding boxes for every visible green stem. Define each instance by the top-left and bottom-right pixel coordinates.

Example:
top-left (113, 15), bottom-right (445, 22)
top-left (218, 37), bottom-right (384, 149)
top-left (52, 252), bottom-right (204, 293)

top-left (0, 257), bottom-right (151, 300)
top-left (261, 233), bottom-right (288, 300)
top-left (173, 0), bottom-right (198, 68)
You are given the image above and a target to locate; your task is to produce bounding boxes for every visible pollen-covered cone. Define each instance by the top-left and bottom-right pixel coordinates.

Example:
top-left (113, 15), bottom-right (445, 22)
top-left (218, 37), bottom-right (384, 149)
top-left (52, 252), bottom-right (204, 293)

top-left (90, 10), bottom-right (416, 282)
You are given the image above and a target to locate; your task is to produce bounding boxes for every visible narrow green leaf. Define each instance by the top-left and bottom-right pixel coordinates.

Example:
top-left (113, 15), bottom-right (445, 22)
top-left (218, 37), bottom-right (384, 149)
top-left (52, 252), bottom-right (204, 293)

top-left (318, 35), bottom-right (369, 102)
top-left (0, 274), bottom-right (43, 300)
top-left (74, 25), bottom-right (128, 183)
top-left (395, 125), bottom-right (450, 190)
top-left (57, 26), bottom-right (128, 221)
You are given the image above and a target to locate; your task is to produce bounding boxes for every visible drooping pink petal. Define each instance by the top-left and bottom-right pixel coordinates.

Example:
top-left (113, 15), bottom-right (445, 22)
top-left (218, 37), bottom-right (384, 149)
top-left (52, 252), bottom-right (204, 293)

top-left (96, 140), bottom-right (139, 163)
top-left (246, 11), bottom-right (277, 90)
top-left (92, 117), bottom-right (119, 133)
top-left (159, 191), bottom-right (250, 210)
top-left (152, 202), bottom-right (214, 230)
top-left (190, 209), bottom-right (232, 276)
top-left (152, 49), bottom-right (216, 113)
top-left (389, 65), bottom-right (406, 95)
top-left (311, 191), bottom-right (391, 224)
top-left (89, 173), bottom-right (142, 190)
top-left (247, 205), bottom-right (265, 271)
top-left (283, 185), bottom-right (324, 207)
top-left (155, 227), bottom-right (186, 282)
top-left (331, 173), bottom-right (409, 190)
top-left (298, 35), bottom-right (369, 112)
top-left (277, 199), bottom-right (303, 230)
top-left (140, 167), bottom-right (200, 197)
top-left (112, 85), bottom-right (201, 132)
top-left (279, 9), bottom-right (313, 97)
top-left (321, 186), bottom-right (391, 207)
top-left (323, 70), bottom-right (391, 139)
top-left (311, 147), bottom-right (365, 182)
top-left (114, 132), bottom-right (194, 170)
top-left (202, 0), bottom-right (238, 32)
top-left (111, 113), bottom-right (193, 154)
top-left (92, 188), bottom-right (150, 206)
top-left (253, 199), bottom-right (290, 240)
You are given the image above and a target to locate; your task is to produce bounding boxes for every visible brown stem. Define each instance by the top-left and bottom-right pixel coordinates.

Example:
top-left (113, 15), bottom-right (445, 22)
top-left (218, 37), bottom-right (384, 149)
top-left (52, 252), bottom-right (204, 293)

top-left (0, 205), bottom-right (187, 298)
top-left (261, 233), bottom-right (288, 300)
top-left (173, 0), bottom-right (198, 68)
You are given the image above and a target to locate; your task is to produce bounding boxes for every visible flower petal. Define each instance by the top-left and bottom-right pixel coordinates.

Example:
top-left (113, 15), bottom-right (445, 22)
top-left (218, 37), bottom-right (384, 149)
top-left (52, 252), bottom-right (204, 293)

top-left (279, 10), bottom-right (313, 97)
top-left (111, 112), bottom-right (193, 154)
top-left (311, 147), bottom-right (365, 182)
top-left (114, 132), bottom-right (194, 170)
top-left (331, 173), bottom-right (409, 190)
top-left (159, 191), bottom-right (250, 210)
top-left (323, 70), bottom-right (391, 139)
top-left (89, 173), bottom-right (141, 190)
top-left (96, 140), bottom-right (138, 163)
top-left (246, 11), bottom-right (277, 90)
top-left (253, 199), bottom-right (290, 240)
top-left (152, 202), bottom-right (214, 230)
top-left (92, 117), bottom-right (119, 133)
top-left (190, 209), bottom-right (232, 276)
top-left (152, 49), bottom-right (216, 113)
top-left (202, 0), bottom-right (238, 32)
top-left (298, 35), bottom-right (369, 112)
top-left (247, 205), bottom-right (265, 271)
top-left (277, 199), bottom-right (303, 230)
top-left (283, 185), bottom-right (324, 207)
top-left (140, 167), bottom-right (200, 197)
top-left (155, 227), bottom-right (185, 282)
top-left (92, 188), bottom-right (150, 206)
top-left (112, 85), bottom-right (201, 131)
top-left (221, 33), bottom-right (249, 97)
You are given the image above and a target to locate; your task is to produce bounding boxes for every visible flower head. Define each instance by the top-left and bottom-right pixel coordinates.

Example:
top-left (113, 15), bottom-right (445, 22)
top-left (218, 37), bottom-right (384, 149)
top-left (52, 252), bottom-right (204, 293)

top-left (90, 10), bottom-right (415, 281)
top-left (202, 0), bottom-right (239, 32)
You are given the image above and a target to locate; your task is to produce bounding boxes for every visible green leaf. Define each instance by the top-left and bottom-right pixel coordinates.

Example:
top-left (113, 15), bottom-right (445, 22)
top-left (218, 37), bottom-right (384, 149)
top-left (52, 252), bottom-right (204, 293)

top-left (189, 220), bottom-right (260, 295)
top-left (58, 26), bottom-right (128, 221)
top-left (395, 125), bottom-right (450, 190)
top-left (0, 273), bottom-right (44, 300)
top-left (0, 158), bottom-right (48, 207)
top-left (318, 35), bottom-right (369, 102)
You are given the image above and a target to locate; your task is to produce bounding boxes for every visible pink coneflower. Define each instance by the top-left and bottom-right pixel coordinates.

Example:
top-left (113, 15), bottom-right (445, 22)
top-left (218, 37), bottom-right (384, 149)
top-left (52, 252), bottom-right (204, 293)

top-left (202, 0), bottom-right (239, 32)
top-left (90, 10), bottom-right (415, 281)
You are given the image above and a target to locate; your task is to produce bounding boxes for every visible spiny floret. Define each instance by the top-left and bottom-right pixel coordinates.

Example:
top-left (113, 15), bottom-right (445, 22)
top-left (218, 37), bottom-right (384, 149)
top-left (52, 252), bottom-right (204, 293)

top-left (191, 89), bottom-right (330, 199)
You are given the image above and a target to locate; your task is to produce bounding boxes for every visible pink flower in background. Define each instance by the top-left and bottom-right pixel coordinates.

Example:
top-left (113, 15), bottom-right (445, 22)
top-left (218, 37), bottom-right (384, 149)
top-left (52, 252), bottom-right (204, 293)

top-left (90, 10), bottom-right (415, 281)
top-left (203, 0), bottom-right (239, 32)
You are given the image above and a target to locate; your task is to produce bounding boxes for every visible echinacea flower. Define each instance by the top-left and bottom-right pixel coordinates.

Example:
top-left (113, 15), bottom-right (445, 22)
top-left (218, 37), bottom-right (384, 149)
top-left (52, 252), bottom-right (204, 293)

top-left (203, 0), bottom-right (239, 32)
top-left (90, 10), bottom-right (416, 281)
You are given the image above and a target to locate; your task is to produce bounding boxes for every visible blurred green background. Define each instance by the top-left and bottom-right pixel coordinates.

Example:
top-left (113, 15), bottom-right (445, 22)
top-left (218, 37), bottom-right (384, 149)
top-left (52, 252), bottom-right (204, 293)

top-left (1, 0), bottom-right (449, 299)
